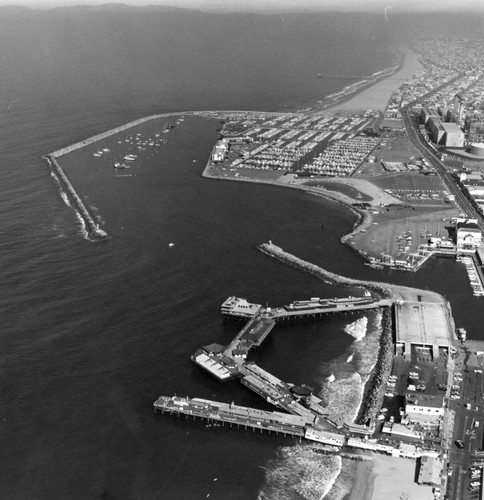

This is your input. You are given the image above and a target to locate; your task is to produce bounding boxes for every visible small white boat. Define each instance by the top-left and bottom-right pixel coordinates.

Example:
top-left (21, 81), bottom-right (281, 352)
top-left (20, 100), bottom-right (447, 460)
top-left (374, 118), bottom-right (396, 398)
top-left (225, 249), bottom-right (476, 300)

top-left (326, 372), bottom-right (335, 383)
top-left (168, 242), bottom-right (175, 247)
top-left (114, 162), bottom-right (131, 170)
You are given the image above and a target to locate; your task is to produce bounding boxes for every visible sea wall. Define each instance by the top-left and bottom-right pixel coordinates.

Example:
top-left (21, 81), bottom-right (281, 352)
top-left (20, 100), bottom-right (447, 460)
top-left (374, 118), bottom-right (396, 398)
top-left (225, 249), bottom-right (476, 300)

top-left (257, 242), bottom-right (393, 300)
top-left (355, 307), bottom-right (393, 425)
top-left (51, 109), bottom-right (294, 159)
top-left (51, 114), bottom-right (169, 158)
top-left (44, 154), bottom-right (107, 240)
top-left (257, 242), bottom-right (397, 430)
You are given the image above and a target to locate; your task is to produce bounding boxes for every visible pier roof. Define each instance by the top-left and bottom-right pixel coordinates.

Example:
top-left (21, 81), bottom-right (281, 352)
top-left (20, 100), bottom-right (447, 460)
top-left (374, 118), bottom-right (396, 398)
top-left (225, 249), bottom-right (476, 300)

top-left (395, 301), bottom-right (452, 347)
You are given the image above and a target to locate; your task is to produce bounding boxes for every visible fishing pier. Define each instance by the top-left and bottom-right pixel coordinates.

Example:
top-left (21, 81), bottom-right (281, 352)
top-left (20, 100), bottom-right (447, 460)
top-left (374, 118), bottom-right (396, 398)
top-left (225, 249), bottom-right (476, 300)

top-left (155, 293), bottom-right (392, 445)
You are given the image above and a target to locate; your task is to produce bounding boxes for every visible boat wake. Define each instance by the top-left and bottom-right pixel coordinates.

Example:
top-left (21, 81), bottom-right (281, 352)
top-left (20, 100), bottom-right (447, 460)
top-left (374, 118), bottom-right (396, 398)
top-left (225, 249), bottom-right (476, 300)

top-left (344, 316), bottom-right (368, 341)
top-left (258, 444), bottom-right (342, 500)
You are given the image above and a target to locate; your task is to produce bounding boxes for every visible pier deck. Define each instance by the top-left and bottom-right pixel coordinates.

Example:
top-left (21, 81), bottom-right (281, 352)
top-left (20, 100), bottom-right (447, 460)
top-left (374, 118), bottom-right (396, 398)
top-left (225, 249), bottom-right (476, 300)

top-left (154, 395), bottom-right (346, 446)
top-left (269, 297), bottom-right (392, 321)
top-left (223, 316), bottom-right (276, 358)
top-left (154, 395), bottom-right (310, 437)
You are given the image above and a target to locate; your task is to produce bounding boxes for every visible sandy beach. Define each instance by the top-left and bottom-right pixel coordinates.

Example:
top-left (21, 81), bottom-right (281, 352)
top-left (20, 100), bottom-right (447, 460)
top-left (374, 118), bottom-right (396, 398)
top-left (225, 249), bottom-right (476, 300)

top-left (328, 44), bottom-right (422, 113)
top-left (344, 454), bottom-right (434, 500)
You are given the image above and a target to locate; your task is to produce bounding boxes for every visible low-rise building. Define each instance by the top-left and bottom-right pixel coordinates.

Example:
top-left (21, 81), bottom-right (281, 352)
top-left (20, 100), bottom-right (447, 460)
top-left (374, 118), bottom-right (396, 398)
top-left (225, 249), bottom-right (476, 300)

top-left (405, 393), bottom-right (444, 422)
top-left (457, 221), bottom-right (482, 249)
top-left (417, 456), bottom-right (444, 486)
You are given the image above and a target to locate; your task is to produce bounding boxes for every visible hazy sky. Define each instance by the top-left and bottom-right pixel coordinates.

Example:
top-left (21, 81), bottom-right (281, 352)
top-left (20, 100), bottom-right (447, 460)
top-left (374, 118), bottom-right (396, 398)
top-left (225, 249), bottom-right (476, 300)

top-left (2, 0), bottom-right (483, 12)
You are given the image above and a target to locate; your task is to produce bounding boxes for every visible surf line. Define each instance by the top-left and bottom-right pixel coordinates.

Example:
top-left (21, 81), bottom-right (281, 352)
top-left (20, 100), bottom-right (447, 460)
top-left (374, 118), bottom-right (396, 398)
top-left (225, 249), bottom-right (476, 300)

top-left (43, 154), bottom-right (108, 241)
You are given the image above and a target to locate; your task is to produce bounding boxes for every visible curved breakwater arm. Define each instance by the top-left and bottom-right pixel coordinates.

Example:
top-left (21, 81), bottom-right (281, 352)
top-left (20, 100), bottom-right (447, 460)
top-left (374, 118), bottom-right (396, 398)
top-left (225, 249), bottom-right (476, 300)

top-left (43, 109), bottom-right (302, 240)
top-left (257, 241), bottom-right (394, 300)
top-left (49, 110), bottom-right (296, 159)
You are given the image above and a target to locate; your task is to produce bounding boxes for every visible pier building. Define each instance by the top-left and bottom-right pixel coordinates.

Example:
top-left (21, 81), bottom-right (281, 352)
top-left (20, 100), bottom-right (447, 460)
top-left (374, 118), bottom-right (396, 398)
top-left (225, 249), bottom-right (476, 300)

top-left (190, 349), bottom-right (241, 381)
top-left (395, 301), bottom-right (453, 360)
top-left (220, 296), bottom-right (262, 319)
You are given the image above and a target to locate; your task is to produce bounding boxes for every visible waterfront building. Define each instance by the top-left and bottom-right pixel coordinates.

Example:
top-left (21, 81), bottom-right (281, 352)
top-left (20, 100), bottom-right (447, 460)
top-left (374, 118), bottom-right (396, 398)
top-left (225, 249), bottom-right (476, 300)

top-left (394, 301), bottom-right (452, 360)
top-left (220, 296), bottom-right (262, 319)
top-left (456, 220), bottom-right (482, 249)
top-left (211, 139), bottom-right (228, 162)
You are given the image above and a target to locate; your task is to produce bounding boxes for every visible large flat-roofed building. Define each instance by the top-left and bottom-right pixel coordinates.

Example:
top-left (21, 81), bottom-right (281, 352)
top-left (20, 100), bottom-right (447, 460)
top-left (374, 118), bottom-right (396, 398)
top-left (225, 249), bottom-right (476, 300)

top-left (440, 122), bottom-right (465, 147)
top-left (420, 107), bottom-right (440, 125)
top-left (395, 301), bottom-right (452, 359)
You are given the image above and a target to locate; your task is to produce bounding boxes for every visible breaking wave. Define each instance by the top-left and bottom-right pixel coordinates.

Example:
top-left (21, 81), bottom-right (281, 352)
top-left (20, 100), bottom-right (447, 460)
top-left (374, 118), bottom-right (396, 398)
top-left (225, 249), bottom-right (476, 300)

top-left (258, 445), bottom-right (342, 500)
top-left (319, 311), bottom-right (382, 423)
top-left (344, 316), bottom-right (368, 341)
top-left (322, 372), bottom-right (364, 423)
top-left (73, 210), bottom-right (90, 241)
top-left (50, 171), bottom-right (72, 207)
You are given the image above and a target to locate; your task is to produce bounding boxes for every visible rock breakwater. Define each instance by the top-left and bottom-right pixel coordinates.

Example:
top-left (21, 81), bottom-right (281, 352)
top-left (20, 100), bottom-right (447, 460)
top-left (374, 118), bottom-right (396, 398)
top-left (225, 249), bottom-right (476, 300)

top-left (257, 241), bottom-right (393, 300)
top-left (44, 155), bottom-right (107, 241)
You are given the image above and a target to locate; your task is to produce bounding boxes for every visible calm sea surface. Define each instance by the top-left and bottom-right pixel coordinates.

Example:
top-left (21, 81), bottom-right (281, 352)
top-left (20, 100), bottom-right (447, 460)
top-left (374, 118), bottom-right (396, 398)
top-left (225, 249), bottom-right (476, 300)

top-left (0, 8), bottom-right (482, 500)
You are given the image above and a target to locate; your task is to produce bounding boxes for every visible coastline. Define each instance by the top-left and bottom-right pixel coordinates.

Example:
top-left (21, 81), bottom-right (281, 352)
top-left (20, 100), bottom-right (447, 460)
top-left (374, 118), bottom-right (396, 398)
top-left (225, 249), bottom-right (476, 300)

top-left (323, 43), bottom-right (422, 114)
top-left (201, 168), bottom-right (395, 267)
top-left (45, 38), bottom-right (413, 246)
top-left (256, 242), bottom-right (446, 500)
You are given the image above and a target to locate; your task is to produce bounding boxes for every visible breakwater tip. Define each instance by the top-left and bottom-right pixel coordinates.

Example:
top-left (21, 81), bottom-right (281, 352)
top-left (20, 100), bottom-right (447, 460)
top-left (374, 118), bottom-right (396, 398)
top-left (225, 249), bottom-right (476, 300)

top-left (94, 228), bottom-right (108, 239)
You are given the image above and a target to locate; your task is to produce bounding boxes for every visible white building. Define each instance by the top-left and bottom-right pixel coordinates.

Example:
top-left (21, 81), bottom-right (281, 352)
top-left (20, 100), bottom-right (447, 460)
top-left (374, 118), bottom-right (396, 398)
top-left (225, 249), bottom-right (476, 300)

top-left (405, 393), bottom-right (444, 421)
top-left (457, 221), bottom-right (482, 249)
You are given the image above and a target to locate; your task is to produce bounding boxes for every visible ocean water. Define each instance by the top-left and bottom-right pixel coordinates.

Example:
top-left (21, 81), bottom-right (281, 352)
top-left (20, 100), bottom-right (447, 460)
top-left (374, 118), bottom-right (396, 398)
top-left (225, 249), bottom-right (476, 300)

top-left (1, 7), bottom-right (484, 500)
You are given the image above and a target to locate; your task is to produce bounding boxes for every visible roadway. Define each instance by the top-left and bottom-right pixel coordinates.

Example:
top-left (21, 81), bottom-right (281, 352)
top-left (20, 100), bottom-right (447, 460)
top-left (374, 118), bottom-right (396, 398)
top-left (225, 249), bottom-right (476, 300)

top-left (447, 343), bottom-right (484, 500)
top-left (401, 103), bottom-right (484, 235)
top-left (401, 108), bottom-right (477, 215)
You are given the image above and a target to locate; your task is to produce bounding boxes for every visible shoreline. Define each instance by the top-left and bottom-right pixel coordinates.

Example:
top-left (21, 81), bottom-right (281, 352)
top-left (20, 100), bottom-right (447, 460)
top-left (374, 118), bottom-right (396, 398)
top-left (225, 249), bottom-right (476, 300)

top-left (45, 40), bottom-right (410, 244)
top-left (322, 43), bottom-right (421, 114)
top-left (201, 167), bottom-right (378, 266)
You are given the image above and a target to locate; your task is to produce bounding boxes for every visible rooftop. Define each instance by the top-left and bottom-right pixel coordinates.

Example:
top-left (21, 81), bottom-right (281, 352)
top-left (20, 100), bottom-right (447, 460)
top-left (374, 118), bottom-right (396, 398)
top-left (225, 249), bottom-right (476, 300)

top-left (406, 393), bottom-right (444, 409)
top-left (395, 301), bottom-right (452, 348)
top-left (440, 122), bottom-right (463, 134)
top-left (457, 221), bottom-right (480, 231)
